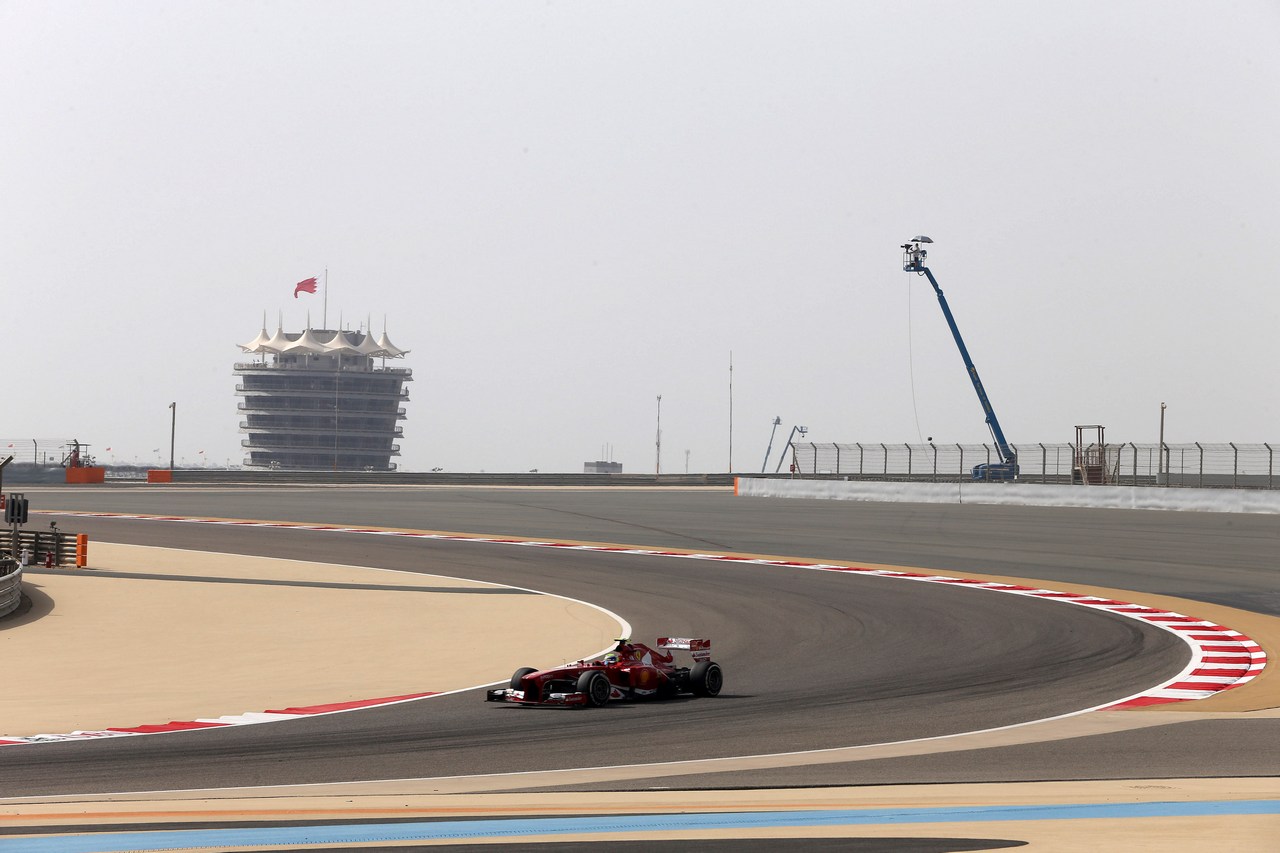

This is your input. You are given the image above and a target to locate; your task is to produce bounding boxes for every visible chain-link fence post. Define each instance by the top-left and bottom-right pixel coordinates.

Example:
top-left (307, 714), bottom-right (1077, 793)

top-left (1267, 443), bottom-right (1274, 490)
top-left (833, 443), bottom-right (840, 474)
top-left (930, 442), bottom-right (938, 482)
top-left (1231, 442), bottom-right (1238, 488)
top-left (957, 444), bottom-right (964, 480)
top-left (1196, 442), bottom-right (1204, 488)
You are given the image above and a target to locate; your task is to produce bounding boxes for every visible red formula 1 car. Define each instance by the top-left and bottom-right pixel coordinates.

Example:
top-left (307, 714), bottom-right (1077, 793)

top-left (485, 637), bottom-right (724, 708)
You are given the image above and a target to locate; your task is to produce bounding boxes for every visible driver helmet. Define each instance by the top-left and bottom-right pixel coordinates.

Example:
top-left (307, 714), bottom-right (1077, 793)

top-left (603, 652), bottom-right (620, 665)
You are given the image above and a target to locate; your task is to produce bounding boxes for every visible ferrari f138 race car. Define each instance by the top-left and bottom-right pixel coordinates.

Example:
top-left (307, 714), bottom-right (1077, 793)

top-left (485, 637), bottom-right (723, 708)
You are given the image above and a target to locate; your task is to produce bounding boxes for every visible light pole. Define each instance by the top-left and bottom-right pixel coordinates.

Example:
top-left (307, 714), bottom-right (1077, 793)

top-left (655, 394), bottom-right (662, 475)
top-left (169, 402), bottom-right (176, 470)
top-left (728, 352), bottom-right (733, 473)
top-left (1158, 402), bottom-right (1167, 486)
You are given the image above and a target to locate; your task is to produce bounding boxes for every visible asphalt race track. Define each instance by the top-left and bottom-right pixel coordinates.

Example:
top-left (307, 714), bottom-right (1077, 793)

top-left (3, 486), bottom-right (1277, 798)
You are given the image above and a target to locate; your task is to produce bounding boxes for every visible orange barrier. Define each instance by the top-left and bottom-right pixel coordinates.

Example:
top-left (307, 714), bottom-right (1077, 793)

top-left (147, 469), bottom-right (173, 484)
top-left (65, 466), bottom-right (105, 484)
top-left (75, 534), bottom-right (88, 568)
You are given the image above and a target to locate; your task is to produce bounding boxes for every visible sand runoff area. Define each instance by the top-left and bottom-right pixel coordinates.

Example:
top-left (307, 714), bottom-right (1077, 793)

top-left (1, 543), bottom-right (624, 738)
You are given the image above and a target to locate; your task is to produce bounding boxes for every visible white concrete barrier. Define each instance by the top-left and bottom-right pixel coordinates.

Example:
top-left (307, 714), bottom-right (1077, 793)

top-left (735, 477), bottom-right (1280, 514)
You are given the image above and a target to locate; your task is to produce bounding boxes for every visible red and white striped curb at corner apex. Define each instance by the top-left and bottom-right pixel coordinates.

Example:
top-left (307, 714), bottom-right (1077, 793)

top-left (13, 511), bottom-right (1266, 746)
top-left (0, 692), bottom-right (439, 746)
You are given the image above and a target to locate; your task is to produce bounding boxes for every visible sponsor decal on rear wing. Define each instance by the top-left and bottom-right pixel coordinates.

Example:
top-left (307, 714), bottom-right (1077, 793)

top-left (658, 637), bottom-right (712, 661)
top-left (657, 637), bottom-right (710, 650)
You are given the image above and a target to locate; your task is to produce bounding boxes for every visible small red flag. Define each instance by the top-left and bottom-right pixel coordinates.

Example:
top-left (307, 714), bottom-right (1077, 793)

top-left (294, 277), bottom-right (318, 298)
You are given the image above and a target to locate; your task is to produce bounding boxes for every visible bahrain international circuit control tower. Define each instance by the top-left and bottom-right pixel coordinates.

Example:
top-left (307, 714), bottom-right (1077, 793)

top-left (234, 322), bottom-right (412, 471)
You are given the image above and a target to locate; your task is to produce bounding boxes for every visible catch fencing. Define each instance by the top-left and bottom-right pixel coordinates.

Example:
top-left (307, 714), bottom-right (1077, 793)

top-left (786, 442), bottom-right (1279, 489)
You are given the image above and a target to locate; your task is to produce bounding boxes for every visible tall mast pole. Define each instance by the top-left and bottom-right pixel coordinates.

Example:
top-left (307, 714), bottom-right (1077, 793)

top-left (728, 351), bottom-right (734, 473)
top-left (655, 395), bottom-right (662, 474)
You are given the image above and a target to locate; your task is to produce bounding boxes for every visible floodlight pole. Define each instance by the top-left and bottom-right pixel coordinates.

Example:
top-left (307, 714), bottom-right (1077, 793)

top-left (1158, 402), bottom-right (1167, 485)
top-left (169, 402), bottom-right (176, 470)
top-left (655, 395), bottom-right (662, 475)
top-left (728, 352), bottom-right (734, 473)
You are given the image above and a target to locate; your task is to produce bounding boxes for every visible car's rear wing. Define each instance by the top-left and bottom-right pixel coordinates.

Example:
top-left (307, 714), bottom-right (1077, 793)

top-left (657, 637), bottom-right (711, 662)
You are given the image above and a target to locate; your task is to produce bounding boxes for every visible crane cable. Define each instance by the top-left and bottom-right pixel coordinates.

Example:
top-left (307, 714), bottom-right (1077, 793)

top-left (907, 273), bottom-right (925, 444)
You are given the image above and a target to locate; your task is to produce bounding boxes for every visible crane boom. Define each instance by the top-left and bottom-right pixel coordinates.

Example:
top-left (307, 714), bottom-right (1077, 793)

top-left (902, 237), bottom-right (1018, 481)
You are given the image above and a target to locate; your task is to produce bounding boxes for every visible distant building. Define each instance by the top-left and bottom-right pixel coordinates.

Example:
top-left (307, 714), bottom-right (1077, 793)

top-left (584, 460), bottom-right (622, 474)
top-left (235, 324), bottom-right (411, 471)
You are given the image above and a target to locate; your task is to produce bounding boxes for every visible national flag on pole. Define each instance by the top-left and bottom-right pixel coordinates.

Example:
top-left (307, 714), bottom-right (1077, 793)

top-left (294, 277), bottom-right (318, 298)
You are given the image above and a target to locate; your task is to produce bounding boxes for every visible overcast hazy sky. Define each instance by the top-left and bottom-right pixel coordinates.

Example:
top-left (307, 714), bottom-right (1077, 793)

top-left (3, 2), bottom-right (1277, 472)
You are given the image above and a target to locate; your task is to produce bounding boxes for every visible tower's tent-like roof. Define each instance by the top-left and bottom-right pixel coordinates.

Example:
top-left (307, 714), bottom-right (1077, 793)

top-left (239, 326), bottom-right (273, 353)
top-left (353, 331), bottom-right (387, 356)
top-left (281, 326), bottom-right (329, 354)
top-left (322, 330), bottom-right (362, 355)
top-left (238, 325), bottom-right (408, 358)
top-left (261, 325), bottom-right (294, 353)
top-left (375, 331), bottom-right (408, 357)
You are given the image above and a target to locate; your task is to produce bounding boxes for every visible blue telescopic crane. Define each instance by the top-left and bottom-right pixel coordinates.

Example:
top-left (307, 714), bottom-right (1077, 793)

top-left (901, 236), bottom-right (1018, 481)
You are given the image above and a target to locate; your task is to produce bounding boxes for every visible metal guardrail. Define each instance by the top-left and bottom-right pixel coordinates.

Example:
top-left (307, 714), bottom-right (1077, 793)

top-left (0, 558), bottom-right (20, 618)
top-left (5, 530), bottom-right (79, 567)
top-left (787, 442), bottom-right (1280, 489)
top-left (0, 531), bottom-right (86, 618)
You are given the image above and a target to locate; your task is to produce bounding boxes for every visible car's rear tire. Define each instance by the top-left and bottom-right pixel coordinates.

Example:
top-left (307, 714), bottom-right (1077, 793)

top-left (577, 670), bottom-right (611, 707)
top-left (690, 661), bottom-right (723, 697)
top-left (510, 667), bottom-right (537, 689)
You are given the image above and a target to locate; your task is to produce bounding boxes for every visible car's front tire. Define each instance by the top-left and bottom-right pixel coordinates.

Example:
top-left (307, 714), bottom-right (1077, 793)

top-left (510, 667), bottom-right (537, 689)
top-left (690, 661), bottom-right (723, 697)
top-left (576, 670), bottom-right (611, 707)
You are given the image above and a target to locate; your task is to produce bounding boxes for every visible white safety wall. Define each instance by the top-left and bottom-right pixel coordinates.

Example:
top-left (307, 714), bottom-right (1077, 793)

top-left (735, 478), bottom-right (1280, 515)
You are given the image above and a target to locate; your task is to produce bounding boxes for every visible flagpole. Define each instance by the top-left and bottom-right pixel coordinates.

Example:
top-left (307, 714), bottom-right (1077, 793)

top-left (323, 267), bottom-right (329, 330)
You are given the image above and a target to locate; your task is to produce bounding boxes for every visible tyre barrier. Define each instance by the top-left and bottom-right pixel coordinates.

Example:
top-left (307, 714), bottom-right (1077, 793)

top-left (0, 560), bottom-right (20, 619)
